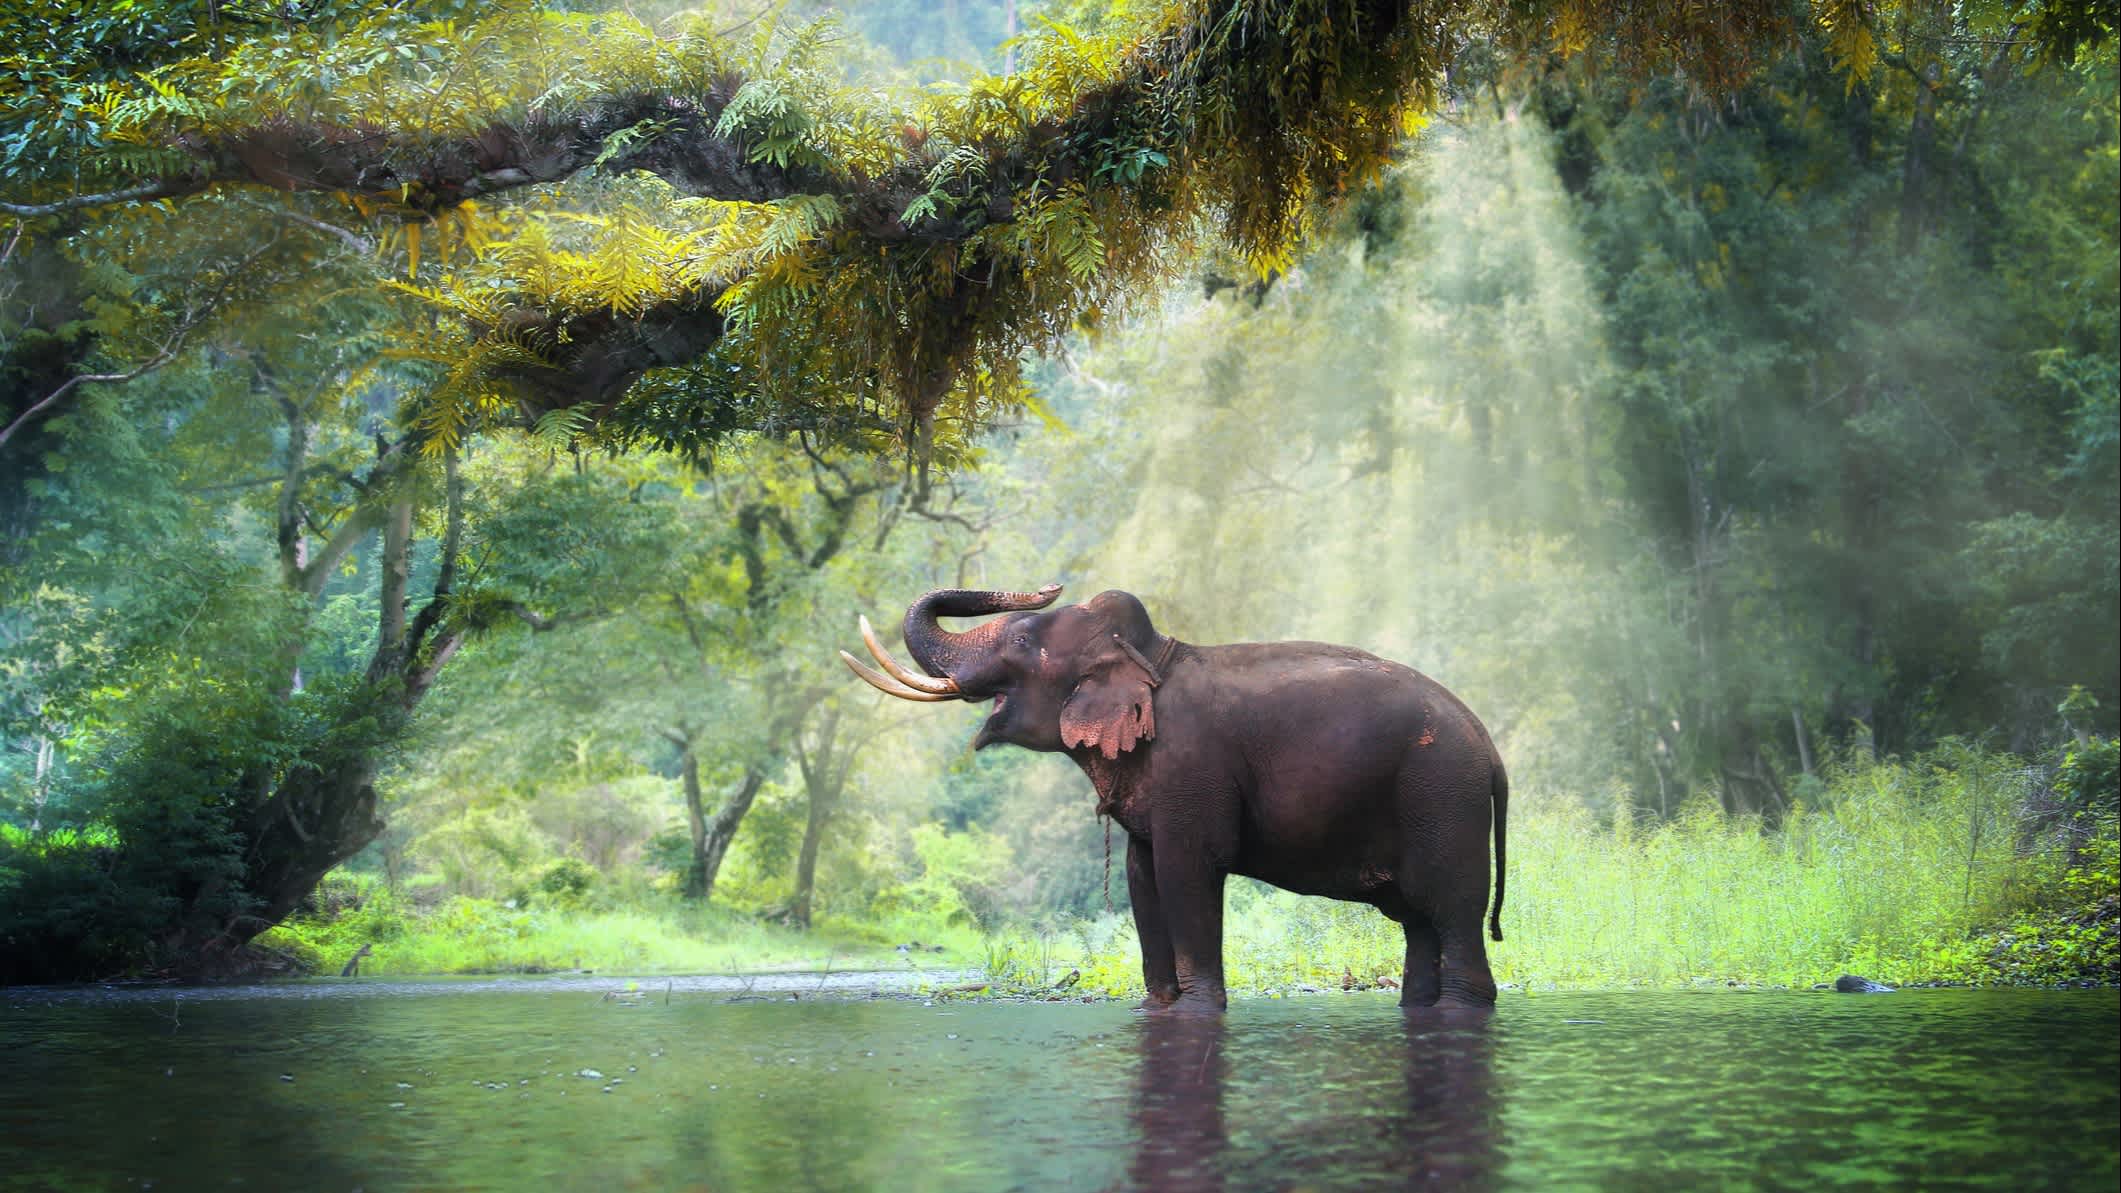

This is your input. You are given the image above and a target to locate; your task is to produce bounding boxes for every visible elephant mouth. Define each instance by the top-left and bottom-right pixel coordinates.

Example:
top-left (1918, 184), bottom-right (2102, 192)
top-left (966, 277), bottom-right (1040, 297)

top-left (971, 693), bottom-right (1010, 750)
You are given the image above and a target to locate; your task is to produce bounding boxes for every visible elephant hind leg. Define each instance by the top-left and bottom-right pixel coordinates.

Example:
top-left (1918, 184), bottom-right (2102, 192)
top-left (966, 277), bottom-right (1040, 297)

top-left (1392, 866), bottom-right (1497, 1008)
top-left (1400, 913), bottom-right (1443, 1008)
top-left (1427, 890), bottom-right (1498, 1007)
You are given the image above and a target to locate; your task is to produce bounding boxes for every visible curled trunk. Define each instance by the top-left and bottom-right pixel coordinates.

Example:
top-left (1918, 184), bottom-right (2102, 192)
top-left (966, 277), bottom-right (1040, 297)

top-left (900, 585), bottom-right (1060, 682)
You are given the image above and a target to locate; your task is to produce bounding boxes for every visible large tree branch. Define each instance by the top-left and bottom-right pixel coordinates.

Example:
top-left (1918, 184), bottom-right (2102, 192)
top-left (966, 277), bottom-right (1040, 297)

top-left (14, 89), bottom-right (849, 225)
top-left (668, 593), bottom-right (712, 663)
top-left (5, 2), bottom-right (1819, 456)
top-left (505, 603), bottom-right (603, 632)
top-left (484, 291), bottom-right (729, 420)
top-left (275, 392), bottom-right (310, 587)
top-left (405, 444), bottom-right (464, 663)
top-left (0, 179), bottom-right (203, 217)
top-left (0, 237), bottom-right (275, 449)
top-left (298, 438), bottom-right (412, 599)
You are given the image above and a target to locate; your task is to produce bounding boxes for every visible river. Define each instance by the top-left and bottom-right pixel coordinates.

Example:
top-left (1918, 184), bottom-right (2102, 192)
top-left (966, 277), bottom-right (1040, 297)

top-left (3, 978), bottom-right (2114, 1190)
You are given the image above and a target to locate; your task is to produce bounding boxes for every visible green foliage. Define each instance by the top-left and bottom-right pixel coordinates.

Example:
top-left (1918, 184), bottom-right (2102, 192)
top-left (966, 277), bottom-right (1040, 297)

top-left (1030, 745), bottom-right (2112, 994)
top-left (253, 871), bottom-right (407, 971)
top-left (1955, 817), bottom-right (2119, 985)
top-left (5, 3), bottom-right (2117, 989)
top-left (533, 856), bottom-right (599, 905)
top-left (869, 824), bottom-right (1016, 935)
top-left (2056, 736), bottom-right (2120, 813)
top-left (262, 885), bottom-right (931, 976)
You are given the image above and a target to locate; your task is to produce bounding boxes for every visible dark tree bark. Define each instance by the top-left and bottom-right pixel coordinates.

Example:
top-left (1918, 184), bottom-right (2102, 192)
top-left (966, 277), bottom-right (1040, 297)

top-left (675, 737), bottom-right (709, 899)
top-left (695, 766), bottom-right (768, 905)
top-left (162, 429), bottom-right (513, 969)
top-left (786, 705), bottom-right (849, 930)
top-left (664, 728), bottom-right (770, 903)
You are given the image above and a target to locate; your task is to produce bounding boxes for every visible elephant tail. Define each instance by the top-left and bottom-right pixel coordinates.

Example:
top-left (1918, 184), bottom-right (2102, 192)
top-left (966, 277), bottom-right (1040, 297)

top-left (1488, 759), bottom-right (1508, 942)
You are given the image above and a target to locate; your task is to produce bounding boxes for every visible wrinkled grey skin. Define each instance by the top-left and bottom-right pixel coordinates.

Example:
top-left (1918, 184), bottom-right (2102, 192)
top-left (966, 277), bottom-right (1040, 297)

top-left (898, 585), bottom-right (1507, 1013)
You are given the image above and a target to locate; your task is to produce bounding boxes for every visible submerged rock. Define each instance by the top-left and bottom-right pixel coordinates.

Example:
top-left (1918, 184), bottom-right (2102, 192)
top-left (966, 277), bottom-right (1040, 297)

top-left (1833, 975), bottom-right (1896, 993)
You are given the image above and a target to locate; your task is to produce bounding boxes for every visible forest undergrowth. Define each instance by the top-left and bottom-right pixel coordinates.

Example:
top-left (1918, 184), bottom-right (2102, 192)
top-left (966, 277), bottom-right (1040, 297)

top-left (255, 741), bottom-right (2118, 993)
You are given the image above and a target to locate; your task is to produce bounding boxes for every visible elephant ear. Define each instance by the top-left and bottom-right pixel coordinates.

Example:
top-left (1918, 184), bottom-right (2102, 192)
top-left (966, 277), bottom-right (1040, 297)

top-left (1060, 634), bottom-right (1158, 761)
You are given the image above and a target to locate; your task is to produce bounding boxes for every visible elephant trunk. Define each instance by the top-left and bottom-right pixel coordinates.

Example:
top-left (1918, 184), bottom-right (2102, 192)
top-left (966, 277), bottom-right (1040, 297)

top-left (901, 585), bottom-right (1063, 684)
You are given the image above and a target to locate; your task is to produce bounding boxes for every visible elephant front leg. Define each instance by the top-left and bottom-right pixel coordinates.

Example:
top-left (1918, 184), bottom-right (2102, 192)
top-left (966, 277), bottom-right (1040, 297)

top-left (1127, 835), bottom-right (1180, 1008)
top-left (1152, 833), bottom-right (1229, 1013)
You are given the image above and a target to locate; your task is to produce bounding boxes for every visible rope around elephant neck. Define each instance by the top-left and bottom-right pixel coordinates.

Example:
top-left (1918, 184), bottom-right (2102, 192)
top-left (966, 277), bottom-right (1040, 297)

top-left (1102, 816), bottom-right (1113, 914)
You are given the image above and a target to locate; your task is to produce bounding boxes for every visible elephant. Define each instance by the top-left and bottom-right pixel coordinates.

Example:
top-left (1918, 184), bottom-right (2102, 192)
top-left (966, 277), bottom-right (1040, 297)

top-left (840, 584), bottom-right (1506, 1012)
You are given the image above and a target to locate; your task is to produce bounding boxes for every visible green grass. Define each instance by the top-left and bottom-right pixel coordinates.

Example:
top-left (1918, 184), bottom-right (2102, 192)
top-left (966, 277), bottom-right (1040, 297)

top-left (264, 746), bottom-right (2116, 994)
top-left (983, 749), bottom-right (2118, 996)
top-left (258, 886), bottom-right (981, 978)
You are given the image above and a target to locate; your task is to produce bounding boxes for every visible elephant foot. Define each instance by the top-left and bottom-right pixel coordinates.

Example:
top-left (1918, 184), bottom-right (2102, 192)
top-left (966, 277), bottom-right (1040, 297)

top-left (1154, 988), bottom-right (1227, 1015)
top-left (1136, 988), bottom-right (1179, 1011)
top-left (1433, 972), bottom-right (1498, 1008)
top-left (1404, 999), bottom-right (1495, 1023)
top-left (1399, 986), bottom-right (1442, 1009)
top-left (1137, 992), bottom-right (1226, 1015)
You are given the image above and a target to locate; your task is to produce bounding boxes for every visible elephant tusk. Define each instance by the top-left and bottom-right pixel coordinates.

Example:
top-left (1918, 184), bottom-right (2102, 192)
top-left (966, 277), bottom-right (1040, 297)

top-left (839, 651), bottom-right (960, 702)
top-left (860, 614), bottom-right (960, 695)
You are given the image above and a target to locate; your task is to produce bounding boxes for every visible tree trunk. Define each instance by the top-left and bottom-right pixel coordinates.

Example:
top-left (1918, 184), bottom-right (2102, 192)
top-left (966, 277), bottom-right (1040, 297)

top-left (371, 496), bottom-right (413, 680)
top-left (1836, 383), bottom-right (1881, 760)
top-left (1897, 0), bottom-right (1952, 252)
top-left (788, 788), bottom-right (828, 930)
top-left (679, 740), bottom-right (710, 899)
top-left (1792, 707), bottom-right (1815, 777)
top-left (664, 716), bottom-right (774, 905)
top-left (167, 435), bottom-right (472, 969)
top-left (787, 705), bottom-right (850, 930)
top-left (696, 766), bottom-right (766, 904)
top-left (29, 731), bottom-right (52, 832)
top-left (239, 762), bottom-right (389, 935)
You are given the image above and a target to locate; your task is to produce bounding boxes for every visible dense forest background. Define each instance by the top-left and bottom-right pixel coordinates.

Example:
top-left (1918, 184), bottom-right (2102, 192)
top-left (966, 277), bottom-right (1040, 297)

top-left (1, 0), bottom-right (2114, 986)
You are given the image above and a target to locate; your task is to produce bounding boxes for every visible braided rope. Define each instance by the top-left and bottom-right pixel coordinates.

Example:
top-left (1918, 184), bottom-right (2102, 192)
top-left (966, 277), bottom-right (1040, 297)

top-left (1102, 815), bottom-right (1114, 913)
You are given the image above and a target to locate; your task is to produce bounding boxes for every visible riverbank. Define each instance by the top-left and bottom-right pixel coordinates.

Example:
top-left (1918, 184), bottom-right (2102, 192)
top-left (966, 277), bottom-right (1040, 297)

top-left (257, 892), bottom-right (981, 980)
top-left (249, 744), bottom-right (2116, 992)
top-left (256, 832), bottom-right (2115, 995)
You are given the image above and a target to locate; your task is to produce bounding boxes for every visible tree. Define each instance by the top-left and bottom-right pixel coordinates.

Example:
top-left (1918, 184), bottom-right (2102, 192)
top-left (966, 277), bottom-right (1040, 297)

top-left (981, 13), bottom-right (2117, 821)
top-left (0, 259), bottom-right (620, 978)
top-left (4, 0), bottom-right (1960, 465)
top-left (3, 0), bottom-right (2113, 973)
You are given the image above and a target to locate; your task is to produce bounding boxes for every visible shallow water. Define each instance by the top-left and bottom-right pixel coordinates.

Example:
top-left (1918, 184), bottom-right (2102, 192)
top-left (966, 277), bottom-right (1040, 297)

top-left (2, 979), bottom-right (2114, 1191)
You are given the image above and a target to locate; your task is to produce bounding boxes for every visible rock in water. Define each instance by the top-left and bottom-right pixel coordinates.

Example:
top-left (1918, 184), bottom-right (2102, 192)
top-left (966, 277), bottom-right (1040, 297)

top-left (1834, 974), bottom-right (1896, 993)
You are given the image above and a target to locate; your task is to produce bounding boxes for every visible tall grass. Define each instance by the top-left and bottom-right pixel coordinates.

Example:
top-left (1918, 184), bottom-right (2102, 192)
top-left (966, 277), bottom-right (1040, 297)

top-left (993, 747), bottom-right (2100, 994)
top-left (266, 746), bottom-right (2109, 991)
top-left (259, 887), bottom-right (975, 978)
top-left (1493, 753), bottom-right (2048, 988)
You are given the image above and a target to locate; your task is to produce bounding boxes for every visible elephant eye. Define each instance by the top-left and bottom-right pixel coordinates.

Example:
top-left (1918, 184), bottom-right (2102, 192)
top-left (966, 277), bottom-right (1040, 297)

top-left (1012, 634), bottom-right (1029, 648)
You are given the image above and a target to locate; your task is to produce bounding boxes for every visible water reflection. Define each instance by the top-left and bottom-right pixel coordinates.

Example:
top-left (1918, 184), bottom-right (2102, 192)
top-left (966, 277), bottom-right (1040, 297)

top-left (1126, 1008), bottom-right (1501, 1192)
top-left (4, 988), bottom-right (2113, 1191)
top-left (1129, 1016), bottom-right (1229, 1192)
top-left (1394, 1010), bottom-right (1501, 1191)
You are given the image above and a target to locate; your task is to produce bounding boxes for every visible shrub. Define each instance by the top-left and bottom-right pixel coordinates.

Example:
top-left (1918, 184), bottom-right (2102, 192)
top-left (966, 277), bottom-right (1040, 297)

top-left (533, 857), bottom-right (599, 907)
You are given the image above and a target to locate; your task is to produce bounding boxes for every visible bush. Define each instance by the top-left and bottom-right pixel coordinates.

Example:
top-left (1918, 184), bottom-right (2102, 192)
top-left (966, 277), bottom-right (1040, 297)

top-left (533, 857), bottom-right (598, 907)
top-left (869, 825), bottom-right (1015, 938)
top-left (2056, 736), bottom-right (2119, 815)
top-left (255, 872), bottom-right (408, 973)
top-left (1966, 816), bottom-right (2119, 985)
